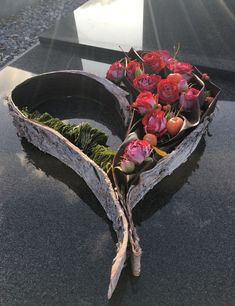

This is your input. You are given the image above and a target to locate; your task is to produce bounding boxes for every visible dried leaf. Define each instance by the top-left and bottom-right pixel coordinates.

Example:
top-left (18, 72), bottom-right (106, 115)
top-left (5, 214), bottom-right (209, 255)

top-left (153, 146), bottom-right (168, 157)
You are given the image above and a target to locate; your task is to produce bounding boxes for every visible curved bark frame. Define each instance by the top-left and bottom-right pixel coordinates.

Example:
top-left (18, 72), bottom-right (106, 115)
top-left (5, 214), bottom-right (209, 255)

top-left (7, 71), bottom-right (131, 300)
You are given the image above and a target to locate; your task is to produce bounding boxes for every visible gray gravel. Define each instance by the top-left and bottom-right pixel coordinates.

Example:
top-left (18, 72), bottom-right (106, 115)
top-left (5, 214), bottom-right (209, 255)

top-left (0, 0), bottom-right (87, 69)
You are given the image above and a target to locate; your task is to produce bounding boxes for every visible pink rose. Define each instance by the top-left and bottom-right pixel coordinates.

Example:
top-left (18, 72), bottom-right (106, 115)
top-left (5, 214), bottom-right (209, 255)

top-left (106, 61), bottom-right (125, 82)
top-left (167, 59), bottom-right (193, 80)
top-left (142, 109), bottom-right (167, 135)
top-left (156, 49), bottom-right (171, 61)
top-left (167, 73), bottom-right (182, 84)
top-left (124, 140), bottom-right (151, 165)
top-left (157, 79), bottom-right (179, 104)
top-left (132, 92), bottom-right (158, 115)
top-left (133, 73), bottom-right (161, 92)
top-left (179, 88), bottom-right (200, 110)
top-left (126, 60), bottom-right (143, 81)
top-left (174, 61), bottom-right (193, 80)
top-left (143, 51), bottom-right (166, 73)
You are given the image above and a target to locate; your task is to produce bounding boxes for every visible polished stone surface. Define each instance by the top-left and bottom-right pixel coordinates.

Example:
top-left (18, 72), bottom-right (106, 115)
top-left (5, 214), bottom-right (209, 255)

top-left (40, 0), bottom-right (235, 72)
top-left (10, 44), bottom-right (235, 101)
top-left (0, 45), bottom-right (235, 305)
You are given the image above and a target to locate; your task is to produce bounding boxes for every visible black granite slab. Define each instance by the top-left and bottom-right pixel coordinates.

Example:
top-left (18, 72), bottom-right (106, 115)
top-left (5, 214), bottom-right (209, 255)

top-left (10, 44), bottom-right (235, 101)
top-left (0, 44), bottom-right (235, 305)
top-left (39, 0), bottom-right (235, 73)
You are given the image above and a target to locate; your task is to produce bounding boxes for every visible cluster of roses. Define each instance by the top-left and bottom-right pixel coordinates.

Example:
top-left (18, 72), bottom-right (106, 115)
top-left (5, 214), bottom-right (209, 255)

top-left (106, 49), bottom-right (209, 174)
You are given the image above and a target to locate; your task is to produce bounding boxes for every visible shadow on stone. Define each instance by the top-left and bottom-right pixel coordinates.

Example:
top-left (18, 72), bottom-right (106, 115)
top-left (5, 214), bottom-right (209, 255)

top-left (133, 138), bottom-right (206, 224)
top-left (20, 138), bottom-right (115, 230)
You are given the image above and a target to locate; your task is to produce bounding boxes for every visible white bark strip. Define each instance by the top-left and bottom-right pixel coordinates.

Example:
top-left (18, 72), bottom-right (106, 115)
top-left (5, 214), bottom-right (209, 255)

top-left (8, 100), bottom-right (128, 300)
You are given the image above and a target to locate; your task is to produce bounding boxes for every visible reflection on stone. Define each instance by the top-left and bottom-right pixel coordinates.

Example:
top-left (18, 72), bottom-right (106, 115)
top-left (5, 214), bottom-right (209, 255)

top-left (20, 138), bottom-right (113, 224)
top-left (0, 66), bottom-right (34, 96)
top-left (74, 0), bottom-right (144, 51)
top-left (81, 58), bottom-right (110, 77)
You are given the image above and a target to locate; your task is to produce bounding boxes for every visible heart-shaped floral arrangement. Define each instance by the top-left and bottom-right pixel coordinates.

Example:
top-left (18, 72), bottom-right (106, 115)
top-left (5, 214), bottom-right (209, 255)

top-left (8, 48), bottom-right (220, 299)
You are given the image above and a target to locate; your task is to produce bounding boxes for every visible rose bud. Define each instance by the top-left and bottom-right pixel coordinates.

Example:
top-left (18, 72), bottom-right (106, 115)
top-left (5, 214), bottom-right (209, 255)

top-left (142, 109), bottom-right (167, 135)
top-left (132, 92), bottom-right (158, 115)
top-left (126, 60), bottom-right (143, 81)
top-left (163, 104), bottom-right (171, 112)
top-left (157, 79), bottom-right (179, 104)
top-left (106, 61), bottom-right (125, 83)
top-left (120, 159), bottom-right (135, 174)
top-left (133, 73), bottom-right (161, 92)
top-left (179, 88), bottom-right (200, 110)
top-left (202, 73), bottom-right (210, 81)
top-left (123, 140), bottom-right (151, 165)
top-left (204, 96), bottom-right (214, 106)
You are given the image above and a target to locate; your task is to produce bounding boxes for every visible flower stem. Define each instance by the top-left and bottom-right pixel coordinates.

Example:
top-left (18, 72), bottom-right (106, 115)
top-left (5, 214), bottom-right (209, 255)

top-left (176, 106), bottom-right (183, 117)
top-left (119, 45), bottom-right (131, 60)
top-left (173, 42), bottom-right (181, 59)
